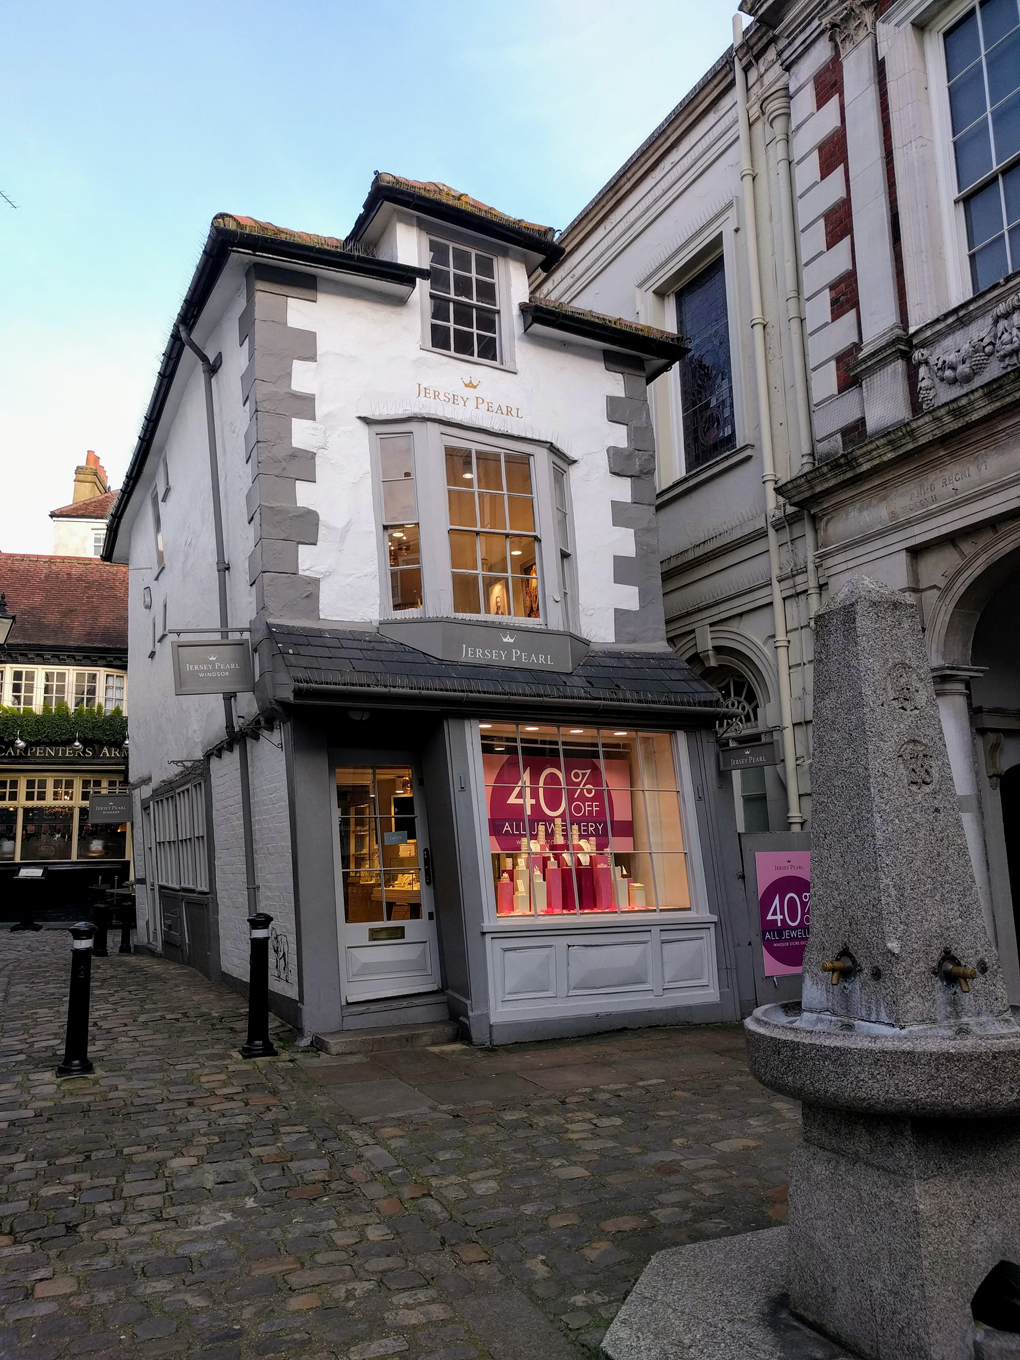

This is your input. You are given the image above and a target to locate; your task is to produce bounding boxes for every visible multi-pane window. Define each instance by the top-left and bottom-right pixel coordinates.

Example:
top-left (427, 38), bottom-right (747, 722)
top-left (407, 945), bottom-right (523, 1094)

top-left (52, 779), bottom-right (76, 803)
top-left (24, 779), bottom-right (47, 802)
top-left (104, 673), bottom-right (125, 712)
top-left (74, 671), bottom-right (98, 709)
top-left (552, 466), bottom-right (574, 626)
top-left (43, 671), bottom-right (67, 707)
top-left (446, 444), bottom-right (540, 618)
top-left (92, 528), bottom-right (105, 557)
top-left (429, 238), bottom-right (499, 360)
top-left (0, 780), bottom-right (16, 862)
top-left (151, 486), bottom-right (165, 570)
top-left (945, 0), bottom-right (1020, 290)
top-left (0, 775), bottom-right (128, 861)
top-left (10, 669), bottom-right (35, 709)
top-left (675, 257), bottom-right (736, 473)
top-left (152, 783), bottom-right (207, 890)
top-left (379, 434), bottom-right (422, 612)
top-left (481, 724), bottom-right (693, 917)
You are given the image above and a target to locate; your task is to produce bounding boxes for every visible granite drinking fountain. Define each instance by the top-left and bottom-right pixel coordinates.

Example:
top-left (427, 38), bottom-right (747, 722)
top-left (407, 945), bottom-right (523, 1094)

top-left (602, 579), bottom-right (1020, 1360)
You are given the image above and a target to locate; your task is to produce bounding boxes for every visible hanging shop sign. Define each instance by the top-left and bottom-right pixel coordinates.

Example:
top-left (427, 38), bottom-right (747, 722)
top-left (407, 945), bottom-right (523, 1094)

top-left (88, 792), bottom-right (133, 824)
top-left (755, 850), bottom-right (811, 976)
top-left (379, 619), bottom-right (588, 674)
top-left (172, 640), bottom-right (254, 696)
top-left (718, 740), bottom-right (778, 772)
top-left (484, 752), bottom-right (633, 852)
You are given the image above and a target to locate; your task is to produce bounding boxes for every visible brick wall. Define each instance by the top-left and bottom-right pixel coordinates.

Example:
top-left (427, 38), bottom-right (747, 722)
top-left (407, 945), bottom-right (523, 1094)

top-left (814, 55), bottom-right (861, 396)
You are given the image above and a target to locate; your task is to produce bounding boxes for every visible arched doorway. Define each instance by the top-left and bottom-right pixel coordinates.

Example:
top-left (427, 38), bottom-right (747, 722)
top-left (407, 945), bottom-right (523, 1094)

top-left (698, 663), bottom-right (775, 834)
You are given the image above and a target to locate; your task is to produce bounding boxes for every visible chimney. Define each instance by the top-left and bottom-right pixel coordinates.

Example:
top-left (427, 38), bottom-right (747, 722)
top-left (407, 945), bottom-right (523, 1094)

top-left (73, 451), bottom-right (109, 502)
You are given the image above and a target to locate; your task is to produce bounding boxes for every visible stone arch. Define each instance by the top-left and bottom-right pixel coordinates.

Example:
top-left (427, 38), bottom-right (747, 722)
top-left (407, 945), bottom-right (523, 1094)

top-left (926, 522), bottom-right (1020, 668)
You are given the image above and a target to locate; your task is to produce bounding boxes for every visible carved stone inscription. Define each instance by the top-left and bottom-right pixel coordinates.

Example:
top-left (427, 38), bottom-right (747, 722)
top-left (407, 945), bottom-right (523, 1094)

top-left (887, 663), bottom-right (924, 713)
top-left (898, 739), bottom-right (934, 790)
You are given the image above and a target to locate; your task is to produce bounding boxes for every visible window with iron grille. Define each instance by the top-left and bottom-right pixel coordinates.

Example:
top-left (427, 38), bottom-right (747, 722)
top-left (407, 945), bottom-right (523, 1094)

top-left (428, 238), bottom-right (500, 361)
top-left (674, 257), bottom-right (736, 473)
top-left (945, 0), bottom-right (1020, 291)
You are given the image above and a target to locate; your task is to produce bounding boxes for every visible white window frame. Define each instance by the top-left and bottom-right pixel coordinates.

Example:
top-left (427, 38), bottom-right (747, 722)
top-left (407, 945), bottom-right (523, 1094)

top-left (416, 220), bottom-right (517, 373)
top-left (151, 485), bottom-right (165, 573)
top-left (367, 419), bottom-right (573, 632)
top-left (635, 201), bottom-right (749, 489)
top-left (91, 527), bottom-right (106, 557)
top-left (152, 781), bottom-right (208, 891)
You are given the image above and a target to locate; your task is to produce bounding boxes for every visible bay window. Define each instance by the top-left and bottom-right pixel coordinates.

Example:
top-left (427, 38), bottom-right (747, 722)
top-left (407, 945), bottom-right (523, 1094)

top-left (481, 723), bottom-right (693, 918)
top-left (74, 671), bottom-right (98, 708)
top-left (446, 444), bottom-right (540, 619)
top-left (380, 433), bottom-right (422, 612)
top-left (43, 670), bottom-right (67, 707)
top-left (10, 669), bottom-right (34, 709)
top-left (104, 673), bottom-right (125, 712)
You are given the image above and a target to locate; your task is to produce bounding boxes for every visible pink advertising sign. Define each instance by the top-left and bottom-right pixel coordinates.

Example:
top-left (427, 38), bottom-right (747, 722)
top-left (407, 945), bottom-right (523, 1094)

top-left (484, 754), bottom-right (633, 852)
top-left (754, 850), bottom-right (811, 976)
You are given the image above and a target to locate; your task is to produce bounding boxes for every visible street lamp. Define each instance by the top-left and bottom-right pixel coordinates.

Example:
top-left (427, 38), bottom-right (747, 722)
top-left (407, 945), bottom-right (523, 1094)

top-left (0, 594), bottom-right (15, 647)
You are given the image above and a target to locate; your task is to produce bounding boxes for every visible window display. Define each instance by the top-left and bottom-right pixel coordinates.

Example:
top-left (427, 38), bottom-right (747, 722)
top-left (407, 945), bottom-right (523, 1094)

top-left (336, 766), bottom-right (423, 923)
top-left (481, 723), bottom-right (692, 916)
top-left (0, 774), bottom-right (128, 861)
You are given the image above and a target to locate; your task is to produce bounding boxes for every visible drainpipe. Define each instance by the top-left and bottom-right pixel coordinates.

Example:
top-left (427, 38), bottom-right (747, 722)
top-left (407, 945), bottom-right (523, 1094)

top-left (179, 323), bottom-right (259, 917)
top-left (763, 88), bottom-right (823, 623)
top-left (733, 18), bottom-right (805, 830)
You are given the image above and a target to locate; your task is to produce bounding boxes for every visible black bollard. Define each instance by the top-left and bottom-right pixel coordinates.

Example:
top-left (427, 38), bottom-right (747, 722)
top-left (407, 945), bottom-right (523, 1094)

top-left (56, 923), bottom-right (96, 1077)
top-left (92, 899), bottom-right (109, 958)
top-left (240, 912), bottom-right (278, 1059)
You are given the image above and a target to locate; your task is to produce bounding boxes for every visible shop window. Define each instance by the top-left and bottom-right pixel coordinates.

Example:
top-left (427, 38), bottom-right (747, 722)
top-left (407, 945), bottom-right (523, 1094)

top-left (380, 433), bottom-right (422, 612)
top-left (21, 806), bottom-right (74, 861)
top-left (43, 671), bottom-right (68, 708)
top-left (77, 781), bottom-right (127, 860)
top-left (11, 669), bottom-right (36, 710)
top-left (480, 723), bottom-right (692, 916)
top-left (944, 0), bottom-right (1020, 290)
top-left (0, 780), bottom-right (17, 862)
top-left (74, 671), bottom-right (98, 709)
top-left (429, 238), bottom-right (500, 361)
top-left (674, 256), bottom-right (736, 473)
top-left (446, 444), bottom-right (540, 619)
top-left (104, 672), bottom-right (125, 712)
top-left (336, 765), bottom-right (423, 923)
top-left (552, 465), bottom-right (576, 627)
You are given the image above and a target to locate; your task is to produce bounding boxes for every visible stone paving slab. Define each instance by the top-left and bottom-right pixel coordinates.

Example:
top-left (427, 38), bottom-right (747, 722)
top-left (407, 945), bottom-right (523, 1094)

top-left (0, 930), bottom-right (801, 1360)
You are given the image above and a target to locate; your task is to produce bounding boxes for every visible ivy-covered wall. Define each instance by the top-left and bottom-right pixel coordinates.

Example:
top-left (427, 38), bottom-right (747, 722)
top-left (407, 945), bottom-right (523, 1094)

top-left (0, 704), bottom-right (126, 745)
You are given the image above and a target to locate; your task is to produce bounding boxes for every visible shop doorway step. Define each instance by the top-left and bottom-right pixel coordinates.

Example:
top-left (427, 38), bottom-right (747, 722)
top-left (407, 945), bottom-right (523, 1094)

top-left (314, 1016), bottom-right (459, 1056)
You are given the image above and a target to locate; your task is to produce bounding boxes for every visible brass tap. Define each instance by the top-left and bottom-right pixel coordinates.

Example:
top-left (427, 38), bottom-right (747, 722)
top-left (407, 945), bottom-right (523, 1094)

top-left (947, 964), bottom-right (977, 993)
top-left (821, 959), bottom-right (849, 985)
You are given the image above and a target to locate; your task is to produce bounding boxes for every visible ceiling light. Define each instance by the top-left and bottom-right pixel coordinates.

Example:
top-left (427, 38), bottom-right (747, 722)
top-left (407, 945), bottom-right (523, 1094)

top-left (463, 473), bottom-right (473, 479)
top-left (479, 723), bottom-right (492, 729)
top-left (614, 731), bottom-right (628, 736)
top-left (510, 550), bottom-right (522, 556)
top-left (569, 729), bottom-right (583, 734)
top-left (525, 726), bottom-right (539, 731)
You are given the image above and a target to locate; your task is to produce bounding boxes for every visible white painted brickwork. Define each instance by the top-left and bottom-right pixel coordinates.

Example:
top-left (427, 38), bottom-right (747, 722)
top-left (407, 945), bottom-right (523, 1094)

top-left (250, 735), bottom-right (298, 999)
top-left (210, 749), bottom-right (248, 985)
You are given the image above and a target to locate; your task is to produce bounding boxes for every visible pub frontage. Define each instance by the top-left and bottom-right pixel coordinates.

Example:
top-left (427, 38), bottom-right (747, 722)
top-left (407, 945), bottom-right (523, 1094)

top-left (105, 177), bottom-right (759, 1043)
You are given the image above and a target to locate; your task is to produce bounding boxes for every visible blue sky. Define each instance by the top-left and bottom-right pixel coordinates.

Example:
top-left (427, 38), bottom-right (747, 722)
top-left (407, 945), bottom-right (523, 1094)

top-left (0, 0), bottom-right (738, 554)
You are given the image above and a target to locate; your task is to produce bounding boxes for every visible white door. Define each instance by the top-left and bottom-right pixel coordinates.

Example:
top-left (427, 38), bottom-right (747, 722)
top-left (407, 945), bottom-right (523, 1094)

top-left (335, 761), bottom-right (441, 1002)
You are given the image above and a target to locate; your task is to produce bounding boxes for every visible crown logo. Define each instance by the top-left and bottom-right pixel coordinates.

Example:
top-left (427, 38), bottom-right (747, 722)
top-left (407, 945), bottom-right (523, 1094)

top-left (501, 633), bottom-right (516, 643)
top-left (462, 376), bottom-right (480, 389)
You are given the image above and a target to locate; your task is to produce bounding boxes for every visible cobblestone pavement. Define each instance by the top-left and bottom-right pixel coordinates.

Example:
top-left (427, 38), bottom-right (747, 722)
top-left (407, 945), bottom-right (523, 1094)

top-left (0, 931), bottom-right (800, 1360)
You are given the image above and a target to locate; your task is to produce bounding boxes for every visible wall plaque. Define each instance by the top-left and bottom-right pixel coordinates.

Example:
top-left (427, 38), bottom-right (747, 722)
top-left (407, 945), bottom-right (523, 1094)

top-left (172, 640), bottom-right (254, 695)
top-left (379, 619), bottom-right (588, 674)
top-left (718, 740), bottom-right (778, 772)
top-left (88, 792), bottom-right (133, 824)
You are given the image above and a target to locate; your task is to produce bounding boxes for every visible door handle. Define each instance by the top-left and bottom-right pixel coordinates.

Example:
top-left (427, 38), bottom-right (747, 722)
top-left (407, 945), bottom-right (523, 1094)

top-left (422, 847), bottom-right (433, 887)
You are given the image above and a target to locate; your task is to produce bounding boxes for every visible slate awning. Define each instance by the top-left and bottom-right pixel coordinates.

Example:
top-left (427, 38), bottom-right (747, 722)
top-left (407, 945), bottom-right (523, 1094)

top-left (265, 624), bottom-right (720, 724)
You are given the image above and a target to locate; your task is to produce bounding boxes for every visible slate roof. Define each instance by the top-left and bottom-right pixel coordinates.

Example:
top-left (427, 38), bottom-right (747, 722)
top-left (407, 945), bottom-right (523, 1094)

top-left (268, 625), bottom-right (719, 720)
top-left (0, 553), bottom-right (128, 655)
top-left (49, 490), bottom-right (118, 520)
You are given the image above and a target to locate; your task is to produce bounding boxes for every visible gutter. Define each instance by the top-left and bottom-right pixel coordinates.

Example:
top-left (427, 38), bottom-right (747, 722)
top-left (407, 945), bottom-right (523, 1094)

top-left (519, 301), bottom-right (688, 379)
top-left (103, 223), bottom-right (428, 562)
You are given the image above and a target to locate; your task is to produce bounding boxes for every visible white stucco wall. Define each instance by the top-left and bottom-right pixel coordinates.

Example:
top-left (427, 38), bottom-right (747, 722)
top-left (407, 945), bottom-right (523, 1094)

top-left (52, 518), bottom-right (106, 557)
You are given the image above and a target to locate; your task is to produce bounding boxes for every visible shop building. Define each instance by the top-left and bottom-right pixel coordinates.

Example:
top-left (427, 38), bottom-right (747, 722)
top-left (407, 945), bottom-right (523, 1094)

top-left (104, 178), bottom-right (764, 1043)
top-left (0, 550), bottom-right (130, 919)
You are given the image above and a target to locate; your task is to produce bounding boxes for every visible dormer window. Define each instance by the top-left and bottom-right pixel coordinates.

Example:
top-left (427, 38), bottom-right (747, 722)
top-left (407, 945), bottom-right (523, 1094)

top-left (429, 238), bottom-right (500, 361)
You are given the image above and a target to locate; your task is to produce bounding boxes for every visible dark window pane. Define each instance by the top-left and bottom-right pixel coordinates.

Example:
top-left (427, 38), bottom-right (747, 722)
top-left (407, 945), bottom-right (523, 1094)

top-left (965, 179), bottom-right (1005, 246)
top-left (452, 247), bottom-right (472, 272)
top-left (390, 567), bottom-right (422, 610)
top-left (971, 233), bottom-right (1010, 288)
top-left (950, 64), bottom-right (988, 133)
top-left (477, 334), bottom-right (497, 361)
top-left (507, 496), bottom-right (535, 532)
top-left (987, 30), bottom-right (1020, 106)
top-left (379, 434), bottom-right (413, 480)
top-left (981, 0), bottom-right (1019, 47)
top-left (431, 323), bottom-right (451, 350)
top-left (453, 302), bottom-right (474, 328)
top-left (453, 328), bottom-right (474, 355)
top-left (453, 574), bottom-right (480, 614)
top-left (504, 454), bottom-right (532, 495)
top-left (453, 272), bottom-right (474, 299)
top-left (430, 240), bottom-right (450, 267)
top-left (479, 534), bottom-right (508, 574)
top-left (946, 9), bottom-right (982, 79)
top-left (476, 451), bottom-right (504, 490)
top-left (476, 307), bottom-right (497, 332)
top-left (483, 575), bottom-right (511, 615)
top-left (476, 279), bottom-right (497, 306)
top-left (449, 530), bottom-right (477, 571)
top-left (382, 479), bottom-right (416, 521)
top-left (21, 807), bottom-right (74, 861)
top-left (1005, 162), bottom-right (1020, 221)
top-left (78, 820), bottom-right (127, 860)
top-left (431, 297), bottom-right (450, 322)
top-left (387, 524), bottom-right (420, 568)
top-left (992, 88), bottom-right (1020, 162)
top-left (955, 116), bottom-right (994, 189)
top-left (478, 493), bottom-right (506, 530)
top-left (476, 254), bottom-right (495, 278)
top-left (1009, 221), bottom-right (1020, 261)
top-left (431, 267), bottom-right (451, 295)
top-left (446, 447), bottom-right (474, 485)
top-left (448, 488), bottom-right (477, 527)
top-left (675, 256), bottom-right (736, 472)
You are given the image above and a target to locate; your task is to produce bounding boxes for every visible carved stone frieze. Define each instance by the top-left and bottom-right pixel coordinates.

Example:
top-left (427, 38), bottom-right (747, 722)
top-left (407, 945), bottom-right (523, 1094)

top-left (912, 289), bottom-right (1020, 413)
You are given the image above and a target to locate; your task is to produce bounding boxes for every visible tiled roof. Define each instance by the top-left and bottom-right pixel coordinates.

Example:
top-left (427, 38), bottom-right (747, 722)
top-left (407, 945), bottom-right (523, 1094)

top-left (267, 625), bottom-right (719, 717)
top-left (0, 553), bottom-right (128, 653)
top-left (212, 213), bottom-right (353, 255)
top-left (367, 175), bottom-right (556, 242)
top-left (525, 297), bottom-right (683, 346)
top-left (49, 490), bottom-right (118, 520)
